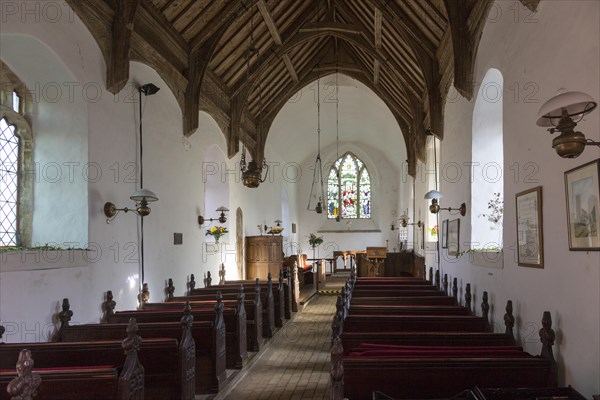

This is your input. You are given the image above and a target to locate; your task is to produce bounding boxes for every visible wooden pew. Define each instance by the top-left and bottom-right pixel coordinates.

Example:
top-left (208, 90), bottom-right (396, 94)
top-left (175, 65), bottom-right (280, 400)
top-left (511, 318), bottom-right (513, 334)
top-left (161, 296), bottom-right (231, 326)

top-left (0, 350), bottom-right (123, 400)
top-left (185, 279), bottom-right (277, 337)
top-left (212, 272), bottom-right (289, 324)
top-left (330, 281), bottom-right (559, 400)
top-left (469, 386), bottom-right (588, 400)
top-left (340, 299), bottom-right (517, 351)
top-left (0, 320), bottom-right (149, 400)
top-left (109, 291), bottom-right (248, 368)
top-left (331, 310), bottom-right (558, 399)
top-left (339, 354), bottom-right (552, 399)
top-left (342, 314), bottom-right (489, 334)
top-left (350, 288), bottom-right (446, 297)
top-left (142, 288), bottom-right (263, 352)
top-left (340, 331), bottom-right (516, 352)
top-left (348, 304), bottom-right (471, 316)
top-left (60, 300), bottom-right (225, 394)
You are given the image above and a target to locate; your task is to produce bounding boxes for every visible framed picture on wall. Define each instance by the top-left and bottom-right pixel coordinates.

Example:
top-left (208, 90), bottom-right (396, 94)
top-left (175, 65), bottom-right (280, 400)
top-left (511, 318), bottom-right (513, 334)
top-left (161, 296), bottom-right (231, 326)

top-left (516, 186), bottom-right (544, 268)
top-left (564, 159), bottom-right (600, 251)
top-left (442, 219), bottom-right (449, 249)
top-left (447, 219), bottom-right (460, 257)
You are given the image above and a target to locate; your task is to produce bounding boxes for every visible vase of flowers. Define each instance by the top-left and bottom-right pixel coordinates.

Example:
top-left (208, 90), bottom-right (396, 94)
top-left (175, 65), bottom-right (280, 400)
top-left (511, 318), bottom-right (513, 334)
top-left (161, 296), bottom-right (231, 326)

top-left (206, 226), bottom-right (228, 243)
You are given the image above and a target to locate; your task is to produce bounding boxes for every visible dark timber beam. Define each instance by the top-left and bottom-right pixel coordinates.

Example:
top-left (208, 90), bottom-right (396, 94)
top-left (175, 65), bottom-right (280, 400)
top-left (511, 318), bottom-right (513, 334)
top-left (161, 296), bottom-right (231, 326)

top-left (443, 0), bottom-right (475, 99)
top-left (184, 20), bottom-right (234, 137)
top-left (106, 0), bottom-right (140, 94)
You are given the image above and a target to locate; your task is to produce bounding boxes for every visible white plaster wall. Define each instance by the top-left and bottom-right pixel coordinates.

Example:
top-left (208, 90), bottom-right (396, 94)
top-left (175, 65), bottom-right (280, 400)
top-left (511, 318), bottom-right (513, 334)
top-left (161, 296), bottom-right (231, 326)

top-left (437, 1), bottom-right (600, 396)
top-left (269, 76), bottom-right (408, 257)
top-left (0, 34), bottom-right (88, 245)
top-left (0, 8), bottom-right (281, 340)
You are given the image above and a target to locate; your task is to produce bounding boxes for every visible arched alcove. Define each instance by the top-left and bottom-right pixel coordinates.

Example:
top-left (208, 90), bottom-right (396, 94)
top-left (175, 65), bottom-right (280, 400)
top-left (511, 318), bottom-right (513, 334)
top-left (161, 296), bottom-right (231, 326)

top-left (471, 68), bottom-right (504, 249)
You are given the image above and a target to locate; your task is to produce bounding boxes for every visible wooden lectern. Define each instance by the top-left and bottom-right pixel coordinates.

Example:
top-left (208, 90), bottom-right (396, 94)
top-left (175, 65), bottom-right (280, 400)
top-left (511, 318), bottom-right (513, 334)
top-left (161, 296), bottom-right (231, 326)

top-left (365, 247), bottom-right (387, 277)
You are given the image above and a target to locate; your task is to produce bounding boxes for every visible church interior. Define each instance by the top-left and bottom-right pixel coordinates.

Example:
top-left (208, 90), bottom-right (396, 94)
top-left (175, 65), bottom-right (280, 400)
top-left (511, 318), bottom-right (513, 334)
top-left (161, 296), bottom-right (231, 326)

top-left (0, 0), bottom-right (599, 398)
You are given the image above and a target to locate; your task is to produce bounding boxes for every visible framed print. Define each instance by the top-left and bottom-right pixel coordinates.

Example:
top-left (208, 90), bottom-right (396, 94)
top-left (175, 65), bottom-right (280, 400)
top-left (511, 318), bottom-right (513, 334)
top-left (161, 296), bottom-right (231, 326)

top-left (516, 186), bottom-right (544, 268)
top-left (442, 219), bottom-right (449, 249)
top-left (447, 219), bottom-right (460, 257)
top-left (564, 159), bottom-right (600, 251)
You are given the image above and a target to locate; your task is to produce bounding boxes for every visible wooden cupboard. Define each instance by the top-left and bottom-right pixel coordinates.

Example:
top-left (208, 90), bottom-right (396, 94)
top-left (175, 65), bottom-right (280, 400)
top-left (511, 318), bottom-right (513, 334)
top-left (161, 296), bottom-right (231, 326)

top-left (245, 235), bottom-right (283, 280)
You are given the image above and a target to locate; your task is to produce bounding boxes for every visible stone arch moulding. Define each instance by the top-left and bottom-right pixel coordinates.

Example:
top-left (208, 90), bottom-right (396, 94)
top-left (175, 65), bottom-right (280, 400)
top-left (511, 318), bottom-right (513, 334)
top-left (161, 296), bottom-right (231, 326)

top-left (256, 70), bottom-right (417, 175)
top-left (0, 107), bottom-right (33, 247)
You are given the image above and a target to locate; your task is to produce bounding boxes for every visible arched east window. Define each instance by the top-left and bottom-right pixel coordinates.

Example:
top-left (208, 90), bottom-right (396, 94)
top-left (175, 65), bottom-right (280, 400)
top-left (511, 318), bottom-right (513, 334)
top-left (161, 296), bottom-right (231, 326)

top-left (327, 152), bottom-right (371, 219)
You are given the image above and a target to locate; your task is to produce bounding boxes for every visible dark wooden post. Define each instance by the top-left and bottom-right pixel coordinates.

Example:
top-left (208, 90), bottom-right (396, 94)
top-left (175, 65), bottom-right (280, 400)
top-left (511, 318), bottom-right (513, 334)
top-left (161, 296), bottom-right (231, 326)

top-left (56, 298), bottom-right (73, 340)
top-left (188, 274), bottom-right (196, 294)
top-left (481, 291), bottom-right (490, 330)
top-left (435, 270), bottom-right (440, 290)
top-left (166, 278), bottom-right (175, 300)
top-left (504, 300), bottom-right (515, 340)
top-left (101, 290), bottom-right (116, 323)
top-left (118, 318), bottom-right (145, 399)
top-left (443, 274), bottom-right (449, 295)
top-left (465, 283), bottom-right (472, 313)
top-left (180, 302), bottom-right (195, 399)
top-left (539, 311), bottom-right (558, 386)
top-left (7, 349), bottom-right (42, 399)
top-left (452, 278), bottom-right (458, 300)
top-left (138, 283), bottom-right (150, 307)
top-left (330, 336), bottom-right (344, 400)
top-left (429, 267), bottom-right (433, 283)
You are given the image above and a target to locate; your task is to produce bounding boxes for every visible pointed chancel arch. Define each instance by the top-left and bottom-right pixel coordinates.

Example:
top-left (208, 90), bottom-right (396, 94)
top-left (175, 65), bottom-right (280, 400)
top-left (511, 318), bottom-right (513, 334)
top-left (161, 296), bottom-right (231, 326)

top-left (327, 152), bottom-right (372, 220)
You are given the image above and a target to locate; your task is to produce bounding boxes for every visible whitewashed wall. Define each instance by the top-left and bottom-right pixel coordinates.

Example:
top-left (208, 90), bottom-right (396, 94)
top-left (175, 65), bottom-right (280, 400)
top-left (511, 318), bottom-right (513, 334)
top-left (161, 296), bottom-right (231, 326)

top-left (0, 7), bottom-right (290, 340)
top-left (436, 1), bottom-right (600, 396)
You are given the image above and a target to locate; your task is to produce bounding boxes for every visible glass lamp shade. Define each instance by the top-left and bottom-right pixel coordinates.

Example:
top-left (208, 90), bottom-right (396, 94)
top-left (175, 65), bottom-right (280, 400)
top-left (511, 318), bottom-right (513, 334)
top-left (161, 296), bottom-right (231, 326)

top-left (424, 190), bottom-right (443, 200)
top-left (537, 90), bottom-right (597, 127)
top-left (216, 206), bottom-right (229, 223)
top-left (130, 188), bottom-right (158, 203)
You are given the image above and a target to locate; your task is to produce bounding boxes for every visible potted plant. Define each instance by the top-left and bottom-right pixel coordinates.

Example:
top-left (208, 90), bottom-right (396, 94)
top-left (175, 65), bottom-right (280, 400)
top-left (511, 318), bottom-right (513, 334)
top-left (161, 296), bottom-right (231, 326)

top-left (308, 233), bottom-right (324, 261)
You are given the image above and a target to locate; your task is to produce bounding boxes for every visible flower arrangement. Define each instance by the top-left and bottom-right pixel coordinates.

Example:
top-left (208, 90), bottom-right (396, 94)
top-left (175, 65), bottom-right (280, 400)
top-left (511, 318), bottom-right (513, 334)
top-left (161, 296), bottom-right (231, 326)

top-left (308, 233), bottom-right (324, 248)
top-left (206, 226), bottom-right (228, 243)
top-left (480, 192), bottom-right (503, 227)
top-left (428, 224), bottom-right (439, 237)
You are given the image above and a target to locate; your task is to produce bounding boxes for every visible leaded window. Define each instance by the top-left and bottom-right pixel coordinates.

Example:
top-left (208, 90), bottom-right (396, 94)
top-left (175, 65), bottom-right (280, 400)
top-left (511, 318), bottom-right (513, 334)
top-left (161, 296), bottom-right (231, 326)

top-left (327, 152), bottom-right (371, 219)
top-left (0, 117), bottom-right (20, 246)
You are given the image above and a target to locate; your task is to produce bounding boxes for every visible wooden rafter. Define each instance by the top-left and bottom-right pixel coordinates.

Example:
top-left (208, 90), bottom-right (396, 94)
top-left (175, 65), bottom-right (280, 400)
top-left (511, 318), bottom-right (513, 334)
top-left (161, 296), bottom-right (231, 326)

top-left (257, 0), bottom-right (282, 45)
top-left (190, 0), bottom-right (258, 52)
top-left (443, 0), bottom-right (475, 99)
top-left (229, 2), bottom-right (318, 98)
top-left (106, 0), bottom-right (141, 94)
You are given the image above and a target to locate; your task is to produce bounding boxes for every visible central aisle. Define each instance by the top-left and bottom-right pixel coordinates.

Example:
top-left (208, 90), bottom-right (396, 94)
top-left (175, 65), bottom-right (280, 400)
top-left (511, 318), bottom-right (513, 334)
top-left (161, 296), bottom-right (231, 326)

top-left (216, 290), bottom-right (340, 399)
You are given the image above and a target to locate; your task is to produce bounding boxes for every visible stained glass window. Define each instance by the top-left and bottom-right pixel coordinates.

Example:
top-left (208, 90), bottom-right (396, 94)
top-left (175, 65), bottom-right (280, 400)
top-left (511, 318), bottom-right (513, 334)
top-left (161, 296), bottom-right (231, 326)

top-left (0, 117), bottom-right (20, 246)
top-left (327, 152), bottom-right (371, 219)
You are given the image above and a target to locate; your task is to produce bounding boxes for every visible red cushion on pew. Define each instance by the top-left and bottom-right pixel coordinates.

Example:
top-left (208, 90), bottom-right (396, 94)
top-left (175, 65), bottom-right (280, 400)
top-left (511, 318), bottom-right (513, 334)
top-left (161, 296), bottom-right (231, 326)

top-left (345, 349), bottom-right (531, 358)
top-left (355, 343), bottom-right (524, 352)
top-left (1, 365), bottom-right (115, 373)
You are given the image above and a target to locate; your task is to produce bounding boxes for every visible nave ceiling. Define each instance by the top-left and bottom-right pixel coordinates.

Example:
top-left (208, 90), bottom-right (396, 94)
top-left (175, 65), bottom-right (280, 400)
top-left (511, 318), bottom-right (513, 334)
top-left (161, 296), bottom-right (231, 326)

top-left (68, 0), bottom-right (540, 176)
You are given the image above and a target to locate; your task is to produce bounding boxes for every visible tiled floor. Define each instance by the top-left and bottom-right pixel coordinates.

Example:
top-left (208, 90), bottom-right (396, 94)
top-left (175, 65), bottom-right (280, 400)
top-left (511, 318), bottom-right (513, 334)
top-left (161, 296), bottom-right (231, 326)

top-left (214, 275), bottom-right (347, 400)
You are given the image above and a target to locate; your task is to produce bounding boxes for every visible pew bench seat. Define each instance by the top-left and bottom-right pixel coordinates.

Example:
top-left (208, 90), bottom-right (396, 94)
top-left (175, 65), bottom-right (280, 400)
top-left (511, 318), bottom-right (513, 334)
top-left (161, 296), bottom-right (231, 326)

top-left (0, 366), bottom-right (120, 400)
